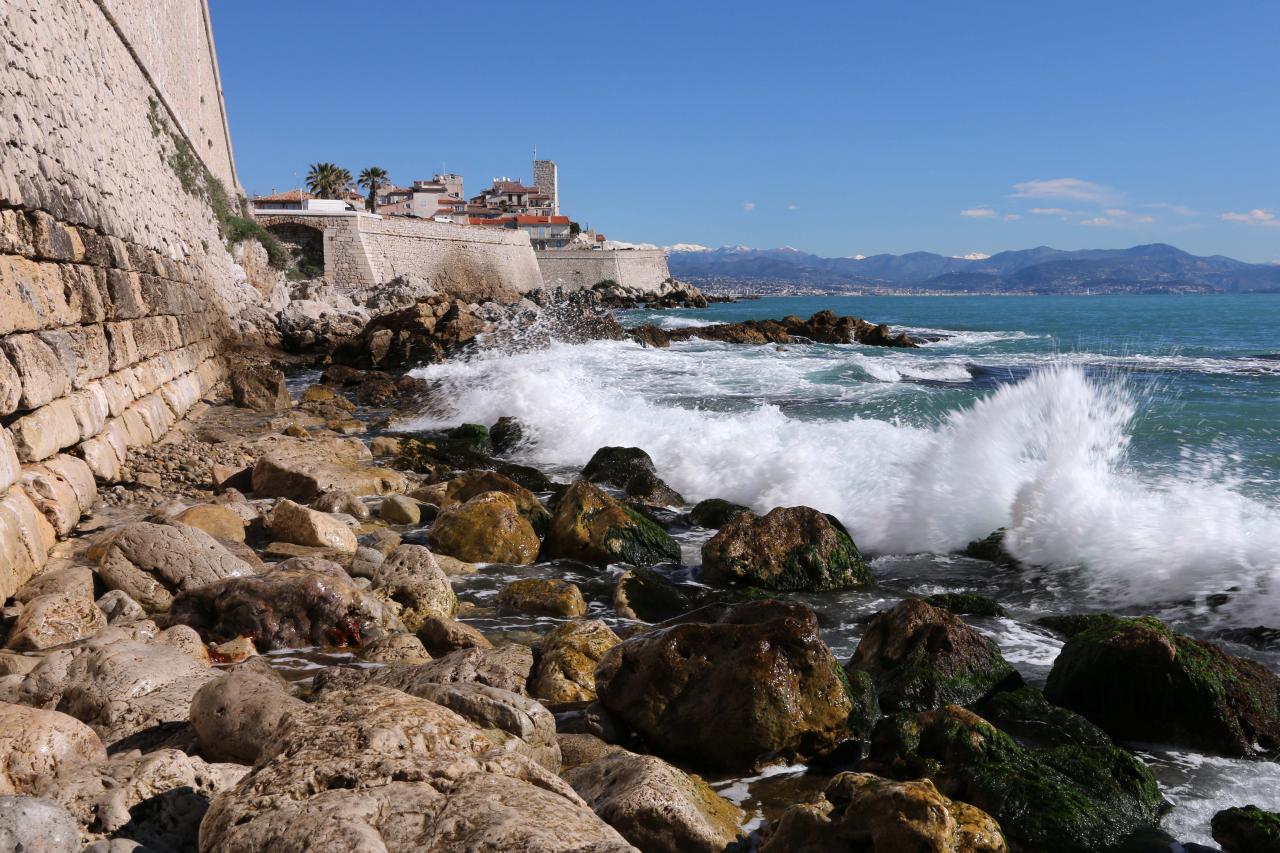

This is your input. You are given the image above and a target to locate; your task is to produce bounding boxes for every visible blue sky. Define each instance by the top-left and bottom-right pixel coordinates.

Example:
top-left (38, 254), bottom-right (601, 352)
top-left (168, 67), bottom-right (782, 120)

top-left (211, 0), bottom-right (1280, 262)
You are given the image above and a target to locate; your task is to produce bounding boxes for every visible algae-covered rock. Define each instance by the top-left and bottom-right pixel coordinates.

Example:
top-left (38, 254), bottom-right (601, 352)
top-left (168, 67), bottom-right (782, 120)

top-left (1044, 614), bottom-right (1280, 757)
top-left (925, 593), bottom-right (1008, 618)
top-left (447, 423), bottom-right (492, 454)
top-left (412, 469), bottom-right (549, 535)
top-left (582, 446), bottom-right (655, 488)
top-left (846, 599), bottom-right (1020, 713)
top-left (1213, 804), bottom-right (1280, 853)
top-left (687, 498), bottom-right (749, 529)
top-left (963, 529), bottom-right (1021, 569)
top-left (490, 416), bottom-right (524, 454)
top-left (496, 578), bottom-right (587, 618)
top-left (427, 491), bottom-right (541, 565)
top-left (701, 506), bottom-right (869, 591)
top-left (612, 568), bottom-right (696, 622)
top-left (762, 771), bottom-right (1008, 853)
top-left (865, 705), bottom-right (1164, 853)
top-left (532, 619), bottom-right (620, 704)
top-left (973, 686), bottom-right (1113, 750)
top-left (595, 600), bottom-right (856, 771)
top-left (543, 480), bottom-right (681, 568)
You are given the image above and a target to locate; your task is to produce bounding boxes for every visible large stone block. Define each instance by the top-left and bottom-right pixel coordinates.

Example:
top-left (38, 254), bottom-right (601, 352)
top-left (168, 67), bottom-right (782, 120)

top-left (0, 352), bottom-right (20, 417)
top-left (0, 486), bottom-right (56, 599)
top-left (0, 257), bottom-right (76, 335)
top-left (105, 269), bottom-right (147, 319)
top-left (10, 398), bottom-right (81, 462)
top-left (0, 430), bottom-right (20, 493)
top-left (1, 333), bottom-right (69, 409)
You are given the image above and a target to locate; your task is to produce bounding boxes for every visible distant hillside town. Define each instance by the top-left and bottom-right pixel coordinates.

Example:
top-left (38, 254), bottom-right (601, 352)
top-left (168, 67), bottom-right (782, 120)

top-left (251, 158), bottom-right (611, 251)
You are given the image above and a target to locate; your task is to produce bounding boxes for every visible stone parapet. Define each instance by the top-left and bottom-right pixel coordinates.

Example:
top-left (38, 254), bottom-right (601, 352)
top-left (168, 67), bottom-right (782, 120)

top-left (536, 248), bottom-right (673, 294)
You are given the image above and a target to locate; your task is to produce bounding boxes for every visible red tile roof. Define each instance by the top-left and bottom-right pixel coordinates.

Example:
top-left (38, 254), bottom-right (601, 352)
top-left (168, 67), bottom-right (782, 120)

top-left (252, 189), bottom-right (314, 202)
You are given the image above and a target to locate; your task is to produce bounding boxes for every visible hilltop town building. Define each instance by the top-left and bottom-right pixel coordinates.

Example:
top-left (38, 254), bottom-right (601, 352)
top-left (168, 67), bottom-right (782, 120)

top-left (534, 159), bottom-right (559, 216)
top-left (251, 189), bottom-right (355, 212)
top-left (376, 173), bottom-right (464, 219)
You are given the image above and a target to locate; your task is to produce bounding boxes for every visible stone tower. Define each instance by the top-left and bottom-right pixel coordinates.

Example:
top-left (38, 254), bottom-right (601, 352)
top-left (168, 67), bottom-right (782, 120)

top-left (533, 159), bottom-right (559, 216)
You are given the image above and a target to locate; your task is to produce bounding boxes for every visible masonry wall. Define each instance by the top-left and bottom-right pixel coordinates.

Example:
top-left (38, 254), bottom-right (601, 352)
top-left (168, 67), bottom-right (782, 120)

top-left (0, 0), bottom-right (245, 598)
top-left (535, 248), bottom-right (673, 293)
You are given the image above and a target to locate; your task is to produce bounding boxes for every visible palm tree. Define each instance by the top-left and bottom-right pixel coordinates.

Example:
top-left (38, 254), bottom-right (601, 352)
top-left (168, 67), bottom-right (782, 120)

top-left (305, 162), bottom-right (353, 199)
top-left (358, 167), bottom-right (390, 212)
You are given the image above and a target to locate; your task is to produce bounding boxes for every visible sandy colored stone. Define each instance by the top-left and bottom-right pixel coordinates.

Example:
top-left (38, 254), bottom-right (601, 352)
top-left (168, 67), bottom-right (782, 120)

top-left (359, 632), bottom-right (432, 664)
top-left (4, 589), bottom-right (106, 651)
top-left (266, 499), bottom-right (357, 553)
top-left (175, 504), bottom-right (246, 543)
top-left (96, 522), bottom-right (256, 613)
top-left (0, 795), bottom-right (81, 853)
top-left (428, 491), bottom-right (541, 564)
top-left (497, 578), bottom-right (588, 618)
top-left (533, 619), bottom-right (621, 704)
top-left (190, 669), bottom-right (305, 764)
top-left (416, 615), bottom-right (493, 657)
top-left (0, 702), bottom-right (107, 794)
top-left (379, 494), bottom-right (421, 525)
top-left (370, 544), bottom-right (457, 630)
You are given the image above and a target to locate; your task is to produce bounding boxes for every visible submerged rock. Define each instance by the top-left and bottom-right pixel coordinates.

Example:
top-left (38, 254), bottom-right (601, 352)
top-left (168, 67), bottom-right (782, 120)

top-left (581, 446), bottom-right (657, 488)
top-left (496, 578), bottom-right (587, 618)
top-left (564, 750), bottom-right (744, 853)
top-left (1044, 615), bottom-right (1280, 757)
top-left (701, 506), bottom-right (869, 591)
top-left (612, 568), bottom-right (696, 623)
top-left (864, 705), bottom-right (1163, 853)
top-left (687, 498), bottom-right (749, 529)
top-left (963, 529), bottom-right (1022, 569)
top-left (595, 600), bottom-right (857, 771)
top-left (846, 599), bottom-right (1021, 713)
top-left (925, 593), bottom-right (1008, 618)
top-left (490, 416), bottom-right (524, 454)
top-left (543, 480), bottom-right (681, 568)
top-left (761, 772), bottom-right (1007, 853)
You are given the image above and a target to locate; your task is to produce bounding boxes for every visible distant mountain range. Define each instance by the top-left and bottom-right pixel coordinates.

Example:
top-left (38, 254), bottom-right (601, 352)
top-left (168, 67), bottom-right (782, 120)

top-left (664, 243), bottom-right (1280, 294)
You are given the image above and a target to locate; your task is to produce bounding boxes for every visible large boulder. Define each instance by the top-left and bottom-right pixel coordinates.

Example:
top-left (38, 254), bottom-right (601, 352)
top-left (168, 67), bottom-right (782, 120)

top-left (412, 469), bottom-right (550, 534)
top-left (0, 703), bottom-right (107, 794)
top-left (96, 522), bottom-right (257, 613)
top-left (249, 436), bottom-right (406, 502)
top-left (595, 600), bottom-right (857, 771)
top-left (174, 503), bottom-right (248, 543)
top-left (1044, 615), bottom-right (1280, 757)
top-left (761, 772), bottom-right (1007, 853)
top-left (564, 750), bottom-right (744, 853)
top-left (316, 644), bottom-right (534, 697)
top-left (189, 668), bottom-right (305, 764)
top-left (0, 796), bottom-right (81, 853)
top-left (687, 498), bottom-right (749, 529)
top-left (4, 637), bottom-right (217, 745)
top-left (228, 361), bottom-right (289, 412)
top-left (369, 545), bottom-right (458, 630)
top-left (701, 506), bottom-right (870, 591)
top-left (38, 747), bottom-right (246, 848)
top-left (1213, 805), bottom-right (1280, 853)
top-left (4, 588), bottom-right (105, 651)
top-left (543, 480), bottom-right (681, 568)
top-left (532, 619), bottom-right (621, 704)
top-left (581, 447), bottom-right (656, 488)
top-left (167, 557), bottom-right (405, 651)
top-left (427, 491), bottom-right (541, 565)
top-left (497, 578), bottom-right (588, 618)
top-left (416, 616), bottom-right (492, 657)
top-left (864, 705), bottom-right (1163, 853)
top-left (846, 599), bottom-right (1021, 713)
top-left (266, 499), bottom-right (358, 553)
top-left (197, 686), bottom-right (633, 852)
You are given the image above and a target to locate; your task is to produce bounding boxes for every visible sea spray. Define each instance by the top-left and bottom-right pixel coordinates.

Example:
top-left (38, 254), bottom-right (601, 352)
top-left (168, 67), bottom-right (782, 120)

top-left (403, 339), bottom-right (1280, 623)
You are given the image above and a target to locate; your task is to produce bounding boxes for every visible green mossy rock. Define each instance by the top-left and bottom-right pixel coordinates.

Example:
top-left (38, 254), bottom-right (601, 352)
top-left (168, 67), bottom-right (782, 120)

top-left (1213, 805), bottom-right (1280, 853)
top-left (490, 416), bottom-right (524, 454)
top-left (701, 506), bottom-right (870, 592)
top-left (974, 686), bottom-right (1113, 750)
top-left (1036, 613), bottom-right (1116, 639)
top-left (925, 593), bottom-right (1007, 618)
top-left (688, 498), bottom-right (750, 529)
top-left (542, 480), bottom-right (681, 568)
top-left (1044, 615), bottom-right (1280, 757)
top-left (613, 568), bottom-right (696, 622)
top-left (866, 705), bottom-right (1164, 853)
top-left (581, 446), bottom-right (656, 488)
top-left (846, 599), bottom-right (1021, 713)
top-left (963, 529), bottom-right (1022, 569)
top-left (447, 423), bottom-right (492, 455)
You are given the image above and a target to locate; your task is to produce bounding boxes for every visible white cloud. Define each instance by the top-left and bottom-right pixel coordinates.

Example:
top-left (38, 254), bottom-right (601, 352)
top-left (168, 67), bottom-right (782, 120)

top-left (953, 252), bottom-right (991, 260)
top-left (1011, 177), bottom-right (1113, 203)
top-left (1147, 203), bottom-right (1197, 217)
top-left (1080, 217), bottom-right (1117, 227)
top-left (1104, 208), bottom-right (1130, 217)
top-left (1221, 208), bottom-right (1280, 227)
top-left (1134, 215), bottom-right (1155, 224)
top-left (742, 202), bottom-right (756, 212)
top-left (1031, 207), bottom-right (1073, 216)
top-left (1004, 214), bottom-right (1022, 221)
top-left (786, 202), bottom-right (799, 210)
top-left (960, 207), bottom-right (997, 218)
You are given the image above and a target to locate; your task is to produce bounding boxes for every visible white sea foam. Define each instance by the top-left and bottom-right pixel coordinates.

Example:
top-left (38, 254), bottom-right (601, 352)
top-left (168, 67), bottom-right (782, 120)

top-left (657, 316), bottom-right (715, 330)
top-left (403, 340), bottom-right (1280, 623)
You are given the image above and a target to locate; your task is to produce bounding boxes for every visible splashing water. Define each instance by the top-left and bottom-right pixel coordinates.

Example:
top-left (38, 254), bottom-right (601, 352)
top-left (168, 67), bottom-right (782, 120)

top-left (402, 337), bottom-right (1280, 624)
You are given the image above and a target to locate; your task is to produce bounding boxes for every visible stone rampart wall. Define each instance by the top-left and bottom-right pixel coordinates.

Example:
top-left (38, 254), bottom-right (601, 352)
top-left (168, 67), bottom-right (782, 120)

top-left (535, 249), bottom-right (673, 293)
top-left (0, 0), bottom-right (243, 598)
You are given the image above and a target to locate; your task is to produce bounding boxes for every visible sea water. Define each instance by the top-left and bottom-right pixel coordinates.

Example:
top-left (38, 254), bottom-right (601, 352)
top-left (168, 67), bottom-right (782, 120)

top-left (402, 293), bottom-right (1280, 845)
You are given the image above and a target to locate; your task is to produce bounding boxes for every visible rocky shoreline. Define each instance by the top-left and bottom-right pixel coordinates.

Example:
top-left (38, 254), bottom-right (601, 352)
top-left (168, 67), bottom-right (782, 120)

top-left (0, 297), bottom-right (1277, 853)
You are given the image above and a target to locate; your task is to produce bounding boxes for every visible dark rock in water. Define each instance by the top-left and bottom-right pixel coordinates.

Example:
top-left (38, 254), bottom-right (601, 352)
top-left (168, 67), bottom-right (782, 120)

top-left (595, 600), bottom-right (860, 771)
top-left (1044, 615), bottom-right (1280, 757)
top-left (864, 705), bottom-right (1164, 853)
top-left (542, 480), bottom-right (681, 568)
top-left (354, 376), bottom-right (398, 406)
top-left (1213, 804), bottom-right (1280, 853)
top-left (963, 529), bottom-right (1022, 569)
top-left (846, 599), bottom-right (1021, 713)
top-left (628, 324), bottom-right (671, 349)
top-left (701, 506), bottom-right (870, 591)
top-left (760, 772), bottom-right (1007, 853)
top-left (622, 470), bottom-right (684, 508)
top-left (974, 686), bottom-right (1114, 750)
top-left (582, 446), bottom-right (656, 488)
top-left (447, 423), bottom-right (492, 455)
top-left (167, 557), bottom-right (404, 651)
top-left (496, 461), bottom-right (554, 493)
top-left (613, 568), bottom-right (696, 622)
top-left (1036, 613), bottom-right (1116, 639)
top-left (1214, 625), bottom-right (1280, 650)
top-left (843, 668), bottom-right (882, 738)
top-left (687, 498), bottom-right (750, 529)
top-left (490, 416), bottom-right (524, 454)
top-left (925, 592), bottom-right (1008, 618)
top-left (320, 364), bottom-right (367, 386)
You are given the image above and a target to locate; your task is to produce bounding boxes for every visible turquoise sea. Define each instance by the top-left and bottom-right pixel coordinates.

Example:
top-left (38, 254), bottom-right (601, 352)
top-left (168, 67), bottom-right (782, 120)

top-left (403, 293), bottom-right (1280, 843)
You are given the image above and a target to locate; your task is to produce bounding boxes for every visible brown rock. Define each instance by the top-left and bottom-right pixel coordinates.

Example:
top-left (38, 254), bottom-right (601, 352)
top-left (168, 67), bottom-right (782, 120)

top-left (229, 362), bottom-right (290, 412)
top-left (189, 669), bottom-right (304, 764)
top-left (265, 499), bottom-right (357, 553)
top-left (416, 616), bottom-right (493, 657)
top-left (369, 545), bottom-right (458, 630)
top-left (701, 505), bottom-right (870, 591)
top-left (4, 589), bottom-right (105, 651)
top-left (532, 619), bottom-right (620, 704)
top-left (497, 578), bottom-right (588, 618)
top-left (359, 633), bottom-right (432, 664)
top-left (427, 491), bottom-right (541, 565)
top-left (96, 522), bottom-right (257, 613)
top-left (542, 480), bottom-right (681, 568)
top-left (0, 703), bottom-right (107, 794)
top-left (175, 504), bottom-right (246, 544)
top-left (412, 470), bottom-right (549, 531)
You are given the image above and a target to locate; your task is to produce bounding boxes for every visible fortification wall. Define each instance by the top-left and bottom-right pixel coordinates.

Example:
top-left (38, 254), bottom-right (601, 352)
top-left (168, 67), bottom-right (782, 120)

top-left (536, 248), bottom-right (673, 293)
top-left (0, 0), bottom-right (245, 597)
top-left (257, 212), bottom-right (545, 302)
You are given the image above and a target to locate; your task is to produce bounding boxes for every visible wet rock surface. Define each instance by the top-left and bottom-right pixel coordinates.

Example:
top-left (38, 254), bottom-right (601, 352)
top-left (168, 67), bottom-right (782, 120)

top-left (701, 505), bottom-right (870, 591)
